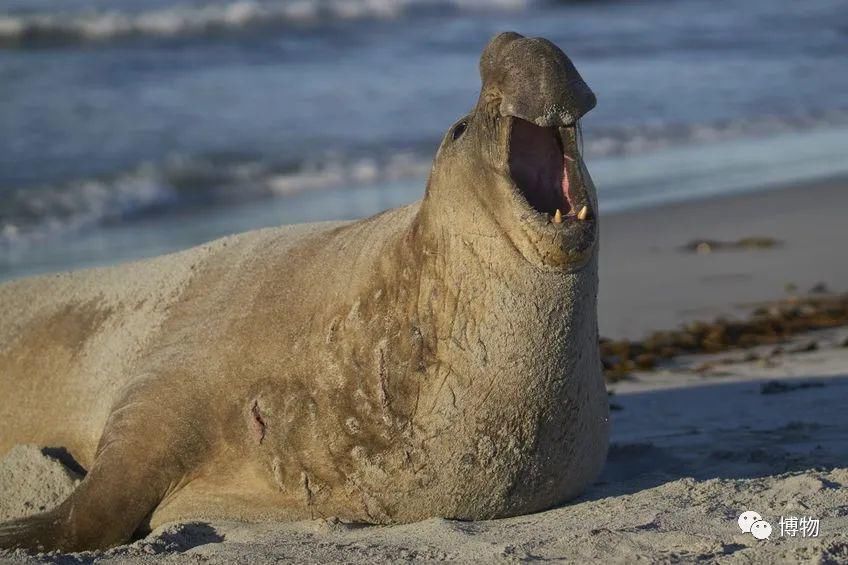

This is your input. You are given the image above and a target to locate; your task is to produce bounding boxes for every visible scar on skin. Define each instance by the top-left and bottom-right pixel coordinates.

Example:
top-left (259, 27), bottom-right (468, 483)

top-left (251, 399), bottom-right (266, 444)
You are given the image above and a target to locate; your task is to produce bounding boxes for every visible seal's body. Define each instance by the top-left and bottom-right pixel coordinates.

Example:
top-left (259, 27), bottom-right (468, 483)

top-left (0, 32), bottom-right (608, 552)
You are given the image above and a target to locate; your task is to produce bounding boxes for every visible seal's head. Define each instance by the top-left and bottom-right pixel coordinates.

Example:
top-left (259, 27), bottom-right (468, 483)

top-left (423, 32), bottom-right (598, 270)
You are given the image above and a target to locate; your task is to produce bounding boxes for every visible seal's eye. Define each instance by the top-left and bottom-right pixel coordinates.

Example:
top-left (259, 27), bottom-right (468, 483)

top-left (452, 120), bottom-right (468, 141)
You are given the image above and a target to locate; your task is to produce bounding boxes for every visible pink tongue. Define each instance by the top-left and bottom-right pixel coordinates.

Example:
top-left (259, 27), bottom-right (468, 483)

top-left (561, 159), bottom-right (571, 212)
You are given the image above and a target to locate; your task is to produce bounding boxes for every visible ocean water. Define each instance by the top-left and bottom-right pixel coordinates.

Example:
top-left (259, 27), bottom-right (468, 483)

top-left (1, 0), bottom-right (847, 280)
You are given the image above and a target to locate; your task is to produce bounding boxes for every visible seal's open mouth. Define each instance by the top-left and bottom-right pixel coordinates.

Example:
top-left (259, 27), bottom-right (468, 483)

top-left (508, 118), bottom-right (592, 224)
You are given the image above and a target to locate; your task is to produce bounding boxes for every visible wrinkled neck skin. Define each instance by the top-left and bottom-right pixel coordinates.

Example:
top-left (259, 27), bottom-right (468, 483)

top-left (406, 116), bottom-right (603, 519)
top-left (264, 103), bottom-right (607, 522)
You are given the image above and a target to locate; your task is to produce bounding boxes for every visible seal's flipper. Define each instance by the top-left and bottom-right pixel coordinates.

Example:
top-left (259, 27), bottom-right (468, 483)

top-left (0, 512), bottom-right (61, 553)
top-left (0, 447), bottom-right (170, 552)
top-left (0, 375), bottom-right (209, 552)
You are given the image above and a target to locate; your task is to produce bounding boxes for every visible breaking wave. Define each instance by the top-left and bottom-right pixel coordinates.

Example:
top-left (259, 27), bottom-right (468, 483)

top-left (0, 151), bottom-right (432, 247)
top-left (0, 0), bottom-right (532, 47)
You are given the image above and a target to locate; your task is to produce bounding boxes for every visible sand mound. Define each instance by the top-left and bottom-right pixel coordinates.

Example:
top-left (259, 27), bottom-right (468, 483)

top-left (0, 445), bottom-right (81, 523)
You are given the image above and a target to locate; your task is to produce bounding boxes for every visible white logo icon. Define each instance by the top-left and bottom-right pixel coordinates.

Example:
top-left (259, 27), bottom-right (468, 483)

top-left (739, 511), bottom-right (819, 540)
top-left (738, 510), bottom-right (762, 533)
top-left (750, 520), bottom-right (773, 540)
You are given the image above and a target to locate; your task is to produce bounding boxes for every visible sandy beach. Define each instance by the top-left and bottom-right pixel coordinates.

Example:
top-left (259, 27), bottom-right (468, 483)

top-left (2, 177), bottom-right (848, 563)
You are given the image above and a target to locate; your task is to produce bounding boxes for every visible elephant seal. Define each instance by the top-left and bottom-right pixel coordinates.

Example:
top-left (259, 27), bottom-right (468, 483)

top-left (0, 32), bottom-right (608, 552)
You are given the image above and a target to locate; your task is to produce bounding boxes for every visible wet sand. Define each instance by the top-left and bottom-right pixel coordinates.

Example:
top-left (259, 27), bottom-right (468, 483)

top-left (600, 176), bottom-right (848, 339)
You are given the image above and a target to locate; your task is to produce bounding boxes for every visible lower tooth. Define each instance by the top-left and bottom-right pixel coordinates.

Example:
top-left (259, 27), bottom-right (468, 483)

top-left (577, 206), bottom-right (589, 220)
top-left (553, 209), bottom-right (563, 223)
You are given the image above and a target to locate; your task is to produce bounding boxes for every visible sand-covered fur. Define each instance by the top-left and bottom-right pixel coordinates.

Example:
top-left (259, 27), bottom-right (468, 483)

top-left (0, 33), bottom-right (608, 552)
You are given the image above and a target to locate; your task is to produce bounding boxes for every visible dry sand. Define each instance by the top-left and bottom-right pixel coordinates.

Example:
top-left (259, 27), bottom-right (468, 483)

top-left (0, 447), bottom-right (81, 524)
top-left (3, 179), bottom-right (848, 563)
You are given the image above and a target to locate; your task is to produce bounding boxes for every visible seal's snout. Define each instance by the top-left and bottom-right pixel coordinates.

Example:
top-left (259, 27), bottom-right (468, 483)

top-left (467, 32), bottom-right (598, 268)
top-left (485, 34), bottom-right (595, 224)
top-left (480, 32), bottom-right (596, 127)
